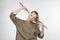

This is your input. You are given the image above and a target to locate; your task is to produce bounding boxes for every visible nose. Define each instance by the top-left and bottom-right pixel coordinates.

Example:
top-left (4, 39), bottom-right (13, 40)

top-left (31, 17), bottom-right (35, 21)
top-left (31, 17), bottom-right (33, 18)
top-left (30, 16), bottom-right (34, 19)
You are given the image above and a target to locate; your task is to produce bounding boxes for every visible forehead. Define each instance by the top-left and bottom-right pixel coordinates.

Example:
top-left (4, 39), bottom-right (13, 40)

top-left (30, 12), bottom-right (37, 17)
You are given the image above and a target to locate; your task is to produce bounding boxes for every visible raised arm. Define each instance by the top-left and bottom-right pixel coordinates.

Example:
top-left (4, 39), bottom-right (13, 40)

top-left (9, 3), bottom-right (30, 40)
top-left (9, 2), bottom-right (29, 25)
top-left (9, 6), bottom-right (27, 22)
top-left (10, 2), bottom-right (30, 15)
top-left (12, 6), bottom-right (27, 15)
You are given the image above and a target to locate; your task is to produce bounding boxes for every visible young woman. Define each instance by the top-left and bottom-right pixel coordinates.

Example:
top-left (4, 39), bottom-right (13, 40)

top-left (9, 2), bottom-right (45, 40)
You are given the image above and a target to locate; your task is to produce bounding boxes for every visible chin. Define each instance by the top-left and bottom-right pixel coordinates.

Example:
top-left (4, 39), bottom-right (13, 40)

top-left (29, 20), bottom-right (31, 21)
top-left (29, 19), bottom-right (32, 22)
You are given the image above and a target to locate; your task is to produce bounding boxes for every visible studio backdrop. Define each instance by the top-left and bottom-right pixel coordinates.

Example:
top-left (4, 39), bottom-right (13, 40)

top-left (0, 0), bottom-right (60, 40)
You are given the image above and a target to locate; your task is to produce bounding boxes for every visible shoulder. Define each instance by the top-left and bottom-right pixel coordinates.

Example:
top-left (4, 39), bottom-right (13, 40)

top-left (21, 20), bottom-right (28, 23)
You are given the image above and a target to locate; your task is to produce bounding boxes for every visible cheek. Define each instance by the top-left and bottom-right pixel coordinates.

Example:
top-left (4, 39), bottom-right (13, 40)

top-left (29, 16), bottom-right (34, 20)
top-left (29, 15), bottom-right (32, 19)
top-left (32, 18), bottom-right (34, 20)
top-left (29, 15), bottom-right (35, 21)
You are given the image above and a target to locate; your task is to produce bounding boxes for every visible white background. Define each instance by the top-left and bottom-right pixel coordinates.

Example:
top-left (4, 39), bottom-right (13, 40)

top-left (0, 0), bottom-right (60, 40)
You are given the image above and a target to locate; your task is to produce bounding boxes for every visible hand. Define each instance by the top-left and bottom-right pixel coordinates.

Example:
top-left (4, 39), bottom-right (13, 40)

top-left (21, 6), bottom-right (27, 10)
top-left (19, 2), bottom-right (27, 10)
top-left (19, 2), bottom-right (30, 13)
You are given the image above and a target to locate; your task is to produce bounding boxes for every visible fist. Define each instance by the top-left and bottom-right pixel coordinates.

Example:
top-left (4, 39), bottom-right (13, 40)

top-left (21, 6), bottom-right (27, 10)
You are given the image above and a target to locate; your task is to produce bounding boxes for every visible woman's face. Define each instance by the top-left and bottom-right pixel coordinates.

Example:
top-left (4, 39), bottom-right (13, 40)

top-left (28, 12), bottom-right (37, 22)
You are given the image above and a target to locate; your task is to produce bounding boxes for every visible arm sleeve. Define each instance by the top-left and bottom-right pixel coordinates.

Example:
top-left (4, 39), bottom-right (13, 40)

top-left (9, 12), bottom-right (23, 25)
top-left (9, 12), bottom-right (29, 40)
